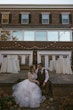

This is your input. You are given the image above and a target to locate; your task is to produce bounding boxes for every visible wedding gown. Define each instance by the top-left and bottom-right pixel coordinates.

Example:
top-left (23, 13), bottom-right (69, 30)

top-left (12, 72), bottom-right (42, 108)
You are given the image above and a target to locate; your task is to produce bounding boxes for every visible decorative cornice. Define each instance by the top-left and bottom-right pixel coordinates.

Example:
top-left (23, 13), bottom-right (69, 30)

top-left (0, 4), bottom-right (73, 10)
top-left (0, 41), bottom-right (73, 50)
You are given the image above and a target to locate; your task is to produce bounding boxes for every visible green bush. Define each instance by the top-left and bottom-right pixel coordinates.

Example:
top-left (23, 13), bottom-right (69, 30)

top-left (0, 88), bottom-right (16, 110)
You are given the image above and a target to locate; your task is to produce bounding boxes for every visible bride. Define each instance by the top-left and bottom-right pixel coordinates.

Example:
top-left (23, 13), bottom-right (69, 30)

top-left (12, 65), bottom-right (42, 108)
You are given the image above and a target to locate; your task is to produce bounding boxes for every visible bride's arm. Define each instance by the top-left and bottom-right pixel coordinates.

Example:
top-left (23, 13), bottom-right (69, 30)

top-left (28, 72), bottom-right (39, 84)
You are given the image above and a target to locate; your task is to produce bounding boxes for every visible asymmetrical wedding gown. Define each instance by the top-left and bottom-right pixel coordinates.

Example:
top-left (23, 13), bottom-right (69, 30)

top-left (12, 72), bottom-right (42, 108)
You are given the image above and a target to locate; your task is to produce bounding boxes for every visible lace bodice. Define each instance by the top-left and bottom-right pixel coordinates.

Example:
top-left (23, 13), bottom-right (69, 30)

top-left (28, 72), bottom-right (37, 80)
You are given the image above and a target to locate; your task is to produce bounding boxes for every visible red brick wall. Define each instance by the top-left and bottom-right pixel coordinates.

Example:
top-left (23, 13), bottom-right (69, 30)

top-left (0, 9), bottom-right (73, 26)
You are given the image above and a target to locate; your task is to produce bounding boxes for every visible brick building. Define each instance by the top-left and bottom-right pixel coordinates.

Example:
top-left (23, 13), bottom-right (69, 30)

top-left (0, 4), bottom-right (73, 70)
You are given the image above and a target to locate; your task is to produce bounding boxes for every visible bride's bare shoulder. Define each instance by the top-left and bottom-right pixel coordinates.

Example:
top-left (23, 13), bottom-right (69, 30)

top-left (28, 71), bottom-right (31, 75)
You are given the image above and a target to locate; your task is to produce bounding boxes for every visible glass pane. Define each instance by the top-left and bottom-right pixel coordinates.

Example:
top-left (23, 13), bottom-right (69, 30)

top-left (60, 31), bottom-right (70, 41)
top-left (12, 31), bottom-right (23, 41)
top-left (42, 19), bottom-right (49, 23)
top-left (0, 30), bottom-right (11, 41)
top-left (48, 31), bottom-right (58, 41)
top-left (62, 14), bottom-right (69, 19)
top-left (24, 31), bottom-right (34, 41)
top-left (22, 14), bottom-right (29, 19)
top-left (62, 19), bottom-right (69, 24)
top-left (42, 14), bottom-right (49, 19)
top-left (22, 19), bottom-right (29, 23)
top-left (36, 31), bottom-right (47, 41)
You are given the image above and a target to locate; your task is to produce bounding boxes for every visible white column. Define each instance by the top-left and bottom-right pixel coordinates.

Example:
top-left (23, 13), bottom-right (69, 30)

top-left (29, 54), bottom-right (33, 66)
top-left (45, 55), bottom-right (49, 69)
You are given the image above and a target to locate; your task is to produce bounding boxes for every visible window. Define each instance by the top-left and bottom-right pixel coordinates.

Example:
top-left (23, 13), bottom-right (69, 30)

top-left (21, 14), bottom-right (29, 24)
top-left (12, 31), bottom-right (23, 41)
top-left (36, 31), bottom-right (47, 41)
top-left (2, 13), bottom-right (9, 24)
top-left (48, 31), bottom-right (58, 41)
top-left (42, 14), bottom-right (49, 24)
top-left (24, 31), bottom-right (34, 41)
top-left (62, 14), bottom-right (69, 24)
top-left (59, 31), bottom-right (70, 41)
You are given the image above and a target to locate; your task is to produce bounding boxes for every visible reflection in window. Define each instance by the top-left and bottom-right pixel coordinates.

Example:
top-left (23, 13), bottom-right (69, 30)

top-left (60, 31), bottom-right (70, 41)
top-left (36, 31), bottom-right (46, 41)
top-left (48, 31), bottom-right (58, 41)
top-left (41, 55), bottom-right (45, 67)
top-left (12, 31), bottom-right (23, 41)
top-left (0, 30), bottom-right (11, 41)
top-left (24, 31), bottom-right (34, 41)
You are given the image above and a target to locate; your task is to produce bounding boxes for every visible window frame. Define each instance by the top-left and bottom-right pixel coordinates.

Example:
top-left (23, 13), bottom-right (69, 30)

top-left (1, 13), bottom-right (9, 24)
top-left (62, 13), bottom-right (69, 24)
top-left (21, 13), bottom-right (29, 24)
top-left (42, 13), bottom-right (49, 24)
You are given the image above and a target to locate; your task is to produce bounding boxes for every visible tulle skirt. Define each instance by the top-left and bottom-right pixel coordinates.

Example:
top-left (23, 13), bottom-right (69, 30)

top-left (12, 79), bottom-right (42, 108)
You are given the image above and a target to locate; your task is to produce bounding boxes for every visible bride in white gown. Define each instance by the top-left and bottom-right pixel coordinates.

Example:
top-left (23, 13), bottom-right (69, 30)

top-left (12, 65), bottom-right (42, 108)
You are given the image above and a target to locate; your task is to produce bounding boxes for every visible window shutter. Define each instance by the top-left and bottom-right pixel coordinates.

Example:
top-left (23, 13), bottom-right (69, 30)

top-left (9, 14), bottom-right (12, 23)
top-left (19, 14), bottom-right (21, 23)
top-left (69, 14), bottom-right (72, 24)
top-left (59, 14), bottom-right (62, 23)
top-left (49, 14), bottom-right (52, 24)
top-left (39, 14), bottom-right (42, 23)
top-left (0, 14), bottom-right (2, 23)
top-left (29, 14), bottom-right (31, 23)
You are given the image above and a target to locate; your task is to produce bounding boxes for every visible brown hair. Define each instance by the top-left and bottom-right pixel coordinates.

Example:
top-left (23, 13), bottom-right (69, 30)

top-left (38, 63), bottom-right (43, 67)
top-left (29, 65), bottom-right (33, 73)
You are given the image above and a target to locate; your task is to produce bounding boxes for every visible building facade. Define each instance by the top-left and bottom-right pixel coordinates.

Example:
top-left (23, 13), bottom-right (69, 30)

top-left (0, 4), bottom-right (73, 69)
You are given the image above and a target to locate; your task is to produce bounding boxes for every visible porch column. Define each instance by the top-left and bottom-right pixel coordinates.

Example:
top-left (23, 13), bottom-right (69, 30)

top-left (45, 55), bottom-right (49, 69)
